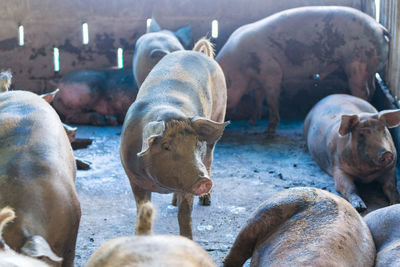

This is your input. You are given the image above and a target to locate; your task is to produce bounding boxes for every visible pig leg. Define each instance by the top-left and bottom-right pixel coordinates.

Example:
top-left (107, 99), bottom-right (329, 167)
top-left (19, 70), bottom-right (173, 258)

top-left (176, 192), bottom-right (194, 239)
top-left (226, 72), bottom-right (249, 109)
top-left (377, 169), bottom-right (400, 205)
top-left (333, 168), bottom-right (366, 211)
top-left (249, 82), bottom-right (264, 125)
top-left (198, 143), bottom-right (216, 206)
top-left (132, 184), bottom-right (152, 234)
top-left (345, 61), bottom-right (370, 100)
top-left (260, 60), bottom-right (282, 135)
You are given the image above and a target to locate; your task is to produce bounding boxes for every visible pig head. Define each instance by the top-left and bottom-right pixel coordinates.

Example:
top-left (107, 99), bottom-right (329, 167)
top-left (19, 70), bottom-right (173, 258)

top-left (133, 17), bottom-right (192, 87)
top-left (364, 204), bottom-right (400, 267)
top-left (223, 187), bottom-right (375, 267)
top-left (304, 94), bottom-right (400, 211)
top-left (0, 76), bottom-right (81, 267)
top-left (216, 6), bottom-right (389, 134)
top-left (120, 39), bottom-right (228, 239)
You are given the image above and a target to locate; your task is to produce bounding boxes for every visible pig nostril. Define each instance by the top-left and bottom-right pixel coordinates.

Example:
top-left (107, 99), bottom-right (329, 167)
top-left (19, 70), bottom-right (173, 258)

top-left (379, 151), bottom-right (393, 165)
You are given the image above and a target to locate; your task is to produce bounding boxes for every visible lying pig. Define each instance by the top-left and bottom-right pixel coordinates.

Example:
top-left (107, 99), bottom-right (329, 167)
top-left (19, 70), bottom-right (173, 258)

top-left (133, 17), bottom-right (192, 87)
top-left (120, 38), bottom-right (228, 239)
top-left (52, 67), bottom-right (138, 125)
top-left (0, 72), bottom-right (81, 266)
top-left (364, 204), bottom-right (400, 266)
top-left (0, 207), bottom-right (51, 267)
top-left (216, 6), bottom-right (390, 134)
top-left (223, 187), bottom-right (375, 267)
top-left (85, 202), bottom-right (216, 267)
top-left (304, 94), bottom-right (400, 211)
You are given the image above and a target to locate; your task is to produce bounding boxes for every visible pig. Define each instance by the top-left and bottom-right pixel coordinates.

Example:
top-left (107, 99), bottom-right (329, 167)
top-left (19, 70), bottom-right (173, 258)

top-left (133, 17), bottom-right (192, 87)
top-left (223, 187), bottom-right (375, 267)
top-left (120, 38), bottom-right (228, 239)
top-left (0, 72), bottom-right (81, 267)
top-left (52, 67), bottom-right (138, 125)
top-left (303, 94), bottom-right (400, 211)
top-left (216, 6), bottom-right (390, 134)
top-left (0, 207), bottom-right (51, 267)
top-left (364, 204), bottom-right (400, 267)
top-left (85, 202), bottom-right (216, 267)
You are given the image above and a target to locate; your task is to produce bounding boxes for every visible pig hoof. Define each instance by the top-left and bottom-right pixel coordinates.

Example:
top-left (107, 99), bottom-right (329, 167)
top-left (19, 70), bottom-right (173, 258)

top-left (105, 115), bottom-right (118, 126)
top-left (199, 194), bottom-right (211, 206)
top-left (171, 193), bottom-right (178, 206)
top-left (349, 196), bottom-right (367, 212)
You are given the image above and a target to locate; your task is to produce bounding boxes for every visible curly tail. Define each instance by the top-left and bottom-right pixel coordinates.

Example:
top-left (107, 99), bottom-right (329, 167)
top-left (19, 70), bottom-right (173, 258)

top-left (135, 202), bottom-right (155, 236)
top-left (0, 207), bottom-right (15, 237)
top-left (193, 37), bottom-right (215, 59)
top-left (0, 70), bottom-right (12, 92)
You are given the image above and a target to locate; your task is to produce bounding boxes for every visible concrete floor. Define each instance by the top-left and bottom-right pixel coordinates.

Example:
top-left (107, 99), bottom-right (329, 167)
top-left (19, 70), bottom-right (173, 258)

top-left (72, 120), bottom-right (395, 267)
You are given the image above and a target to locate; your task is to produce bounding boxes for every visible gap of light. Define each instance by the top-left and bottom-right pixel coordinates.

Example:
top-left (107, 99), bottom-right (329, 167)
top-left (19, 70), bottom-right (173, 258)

top-left (375, 0), bottom-right (380, 22)
top-left (53, 47), bottom-right (60, 72)
top-left (82, 22), bottom-right (89, 45)
top-left (146, 18), bottom-right (152, 31)
top-left (117, 48), bottom-right (123, 69)
top-left (18, 25), bottom-right (24, 46)
top-left (211, 20), bottom-right (219, 39)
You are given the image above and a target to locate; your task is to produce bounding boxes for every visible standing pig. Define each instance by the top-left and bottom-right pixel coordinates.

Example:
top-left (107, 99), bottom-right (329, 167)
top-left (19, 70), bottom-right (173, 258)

top-left (364, 204), bottom-right (400, 266)
top-left (0, 72), bottom-right (81, 266)
top-left (216, 6), bottom-right (390, 134)
top-left (133, 17), bottom-right (192, 87)
top-left (223, 187), bottom-right (375, 267)
top-left (52, 68), bottom-right (138, 125)
top-left (85, 202), bottom-right (216, 267)
top-left (303, 94), bottom-right (400, 211)
top-left (120, 38), bottom-right (228, 239)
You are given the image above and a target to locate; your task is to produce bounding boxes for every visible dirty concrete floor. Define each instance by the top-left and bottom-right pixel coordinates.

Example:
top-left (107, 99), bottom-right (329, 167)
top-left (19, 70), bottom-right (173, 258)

top-left (73, 120), bottom-right (396, 267)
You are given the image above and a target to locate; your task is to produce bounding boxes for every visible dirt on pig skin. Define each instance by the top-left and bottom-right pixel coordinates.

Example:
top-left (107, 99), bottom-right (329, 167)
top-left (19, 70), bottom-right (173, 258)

top-left (72, 120), bottom-right (398, 267)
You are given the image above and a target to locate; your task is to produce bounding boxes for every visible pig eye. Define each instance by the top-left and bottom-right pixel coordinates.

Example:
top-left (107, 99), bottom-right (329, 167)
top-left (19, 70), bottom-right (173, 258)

top-left (162, 143), bottom-right (170, 151)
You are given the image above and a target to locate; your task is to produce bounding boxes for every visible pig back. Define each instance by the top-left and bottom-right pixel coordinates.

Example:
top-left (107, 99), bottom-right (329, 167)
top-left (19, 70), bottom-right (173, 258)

top-left (136, 50), bottom-right (226, 122)
top-left (0, 90), bottom-right (79, 252)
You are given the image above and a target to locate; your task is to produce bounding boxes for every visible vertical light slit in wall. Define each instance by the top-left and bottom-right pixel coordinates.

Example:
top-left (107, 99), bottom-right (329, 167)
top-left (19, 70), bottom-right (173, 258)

top-left (117, 48), bottom-right (123, 69)
top-left (82, 22), bottom-right (89, 45)
top-left (146, 18), bottom-right (152, 31)
top-left (376, 0), bottom-right (381, 22)
top-left (18, 25), bottom-right (24, 46)
top-left (211, 20), bottom-right (218, 38)
top-left (53, 47), bottom-right (60, 72)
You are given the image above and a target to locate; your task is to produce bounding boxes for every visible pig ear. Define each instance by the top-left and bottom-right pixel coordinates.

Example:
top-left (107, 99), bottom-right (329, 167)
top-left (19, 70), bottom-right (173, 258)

top-left (21, 235), bottom-right (63, 264)
top-left (0, 70), bottom-right (12, 92)
top-left (174, 25), bottom-right (192, 48)
top-left (339, 114), bottom-right (360, 136)
top-left (150, 49), bottom-right (169, 59)
top-left (378, 109), bottom-right (400, 128)
top-left (40, 88), bottom-right (59, 103)
top-left (137, 121), bottom-right (165, 157)
top-left (191, 117), bottom-right (230, 143)
top-left (147, 16), bottom-right (162, 33)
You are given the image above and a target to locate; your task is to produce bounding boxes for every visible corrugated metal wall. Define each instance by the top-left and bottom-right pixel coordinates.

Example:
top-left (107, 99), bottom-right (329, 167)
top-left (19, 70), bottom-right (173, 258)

top-left (0, 0), bottom-right (375, 94)
top-left (379, 0), bottom-right (400, 98)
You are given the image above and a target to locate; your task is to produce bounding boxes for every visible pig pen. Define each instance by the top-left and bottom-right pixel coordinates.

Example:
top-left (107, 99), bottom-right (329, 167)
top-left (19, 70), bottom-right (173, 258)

top-left (72, 119), bottom-right (395, 267)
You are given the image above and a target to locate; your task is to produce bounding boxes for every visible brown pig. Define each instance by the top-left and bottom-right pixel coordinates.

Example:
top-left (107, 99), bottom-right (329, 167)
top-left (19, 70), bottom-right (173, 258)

top-left (223, 187), bottom-right (375, 267)
top-left (364, 204), bottom-right (400, 266)
top-left (216, 6), bottom-right (390, 134)
top-left (303, 94), bottom-right (400, 211)
top-left (52, 68), bottom-right (138, 125)
top-left (0, 207), bottom-right (51, 267)
top-left (0, 72), bottom-right (81, 266)
top-left (120, 38), bottom-right (228, 239)
top-left (85, 202), bottom-right (216, 267)
top-left (133, 17), bottom-right (192, 87)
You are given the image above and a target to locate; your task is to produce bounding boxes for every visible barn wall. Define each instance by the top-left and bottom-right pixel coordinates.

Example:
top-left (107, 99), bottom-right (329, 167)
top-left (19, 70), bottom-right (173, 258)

top-left (379, 0), bottom-right (400, 98)
top-left (0, 0), bottom-right (375, 94)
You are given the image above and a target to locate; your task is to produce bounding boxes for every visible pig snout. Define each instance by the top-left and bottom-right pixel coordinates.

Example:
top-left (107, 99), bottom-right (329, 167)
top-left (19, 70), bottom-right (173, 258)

top-left (379, 151), bottom-right (394, 166)
top-left (191, 176), bottom-right (213, 195)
